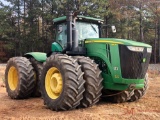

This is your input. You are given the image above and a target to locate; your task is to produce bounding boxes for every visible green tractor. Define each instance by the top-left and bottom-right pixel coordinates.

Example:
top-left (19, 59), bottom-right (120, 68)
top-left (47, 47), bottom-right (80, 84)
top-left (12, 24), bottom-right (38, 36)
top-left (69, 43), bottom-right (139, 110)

top-left (5, 12), bottom-right (152, 111)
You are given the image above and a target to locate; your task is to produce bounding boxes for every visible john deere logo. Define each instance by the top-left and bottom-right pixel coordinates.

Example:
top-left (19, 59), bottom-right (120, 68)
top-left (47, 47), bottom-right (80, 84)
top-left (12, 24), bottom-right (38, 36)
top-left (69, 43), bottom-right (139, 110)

top-left (143, 58), bottom-right (146, 63)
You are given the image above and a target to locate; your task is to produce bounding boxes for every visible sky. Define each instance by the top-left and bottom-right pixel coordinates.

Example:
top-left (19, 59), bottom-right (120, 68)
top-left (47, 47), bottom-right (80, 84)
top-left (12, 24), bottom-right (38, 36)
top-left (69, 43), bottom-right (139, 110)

top-left (0, 0), bottom-right (10, 5)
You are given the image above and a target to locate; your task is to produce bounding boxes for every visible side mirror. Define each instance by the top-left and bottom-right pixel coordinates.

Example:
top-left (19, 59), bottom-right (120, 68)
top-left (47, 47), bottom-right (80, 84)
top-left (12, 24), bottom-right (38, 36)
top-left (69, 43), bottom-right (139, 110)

top-left (111, 26), bottom-right (116, 33)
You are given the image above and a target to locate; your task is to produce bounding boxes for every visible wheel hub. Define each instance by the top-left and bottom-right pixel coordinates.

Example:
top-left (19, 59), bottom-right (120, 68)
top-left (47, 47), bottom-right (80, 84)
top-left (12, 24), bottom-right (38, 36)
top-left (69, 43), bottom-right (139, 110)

top-left (45, 67), bottom-right (63, 99)
top-left (50, 73), bottom-right (62, 94)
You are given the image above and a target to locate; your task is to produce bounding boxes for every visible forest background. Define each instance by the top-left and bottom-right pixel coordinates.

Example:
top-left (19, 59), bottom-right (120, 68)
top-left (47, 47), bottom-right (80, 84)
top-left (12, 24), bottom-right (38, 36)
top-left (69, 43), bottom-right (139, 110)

top-left (0, 0), bottom-right (160, 63)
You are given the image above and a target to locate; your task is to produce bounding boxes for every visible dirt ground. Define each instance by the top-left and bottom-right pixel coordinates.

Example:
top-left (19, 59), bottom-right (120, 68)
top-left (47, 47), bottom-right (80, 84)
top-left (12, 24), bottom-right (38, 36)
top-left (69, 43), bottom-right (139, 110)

top-left (0, 66), bottom-right (160, 120)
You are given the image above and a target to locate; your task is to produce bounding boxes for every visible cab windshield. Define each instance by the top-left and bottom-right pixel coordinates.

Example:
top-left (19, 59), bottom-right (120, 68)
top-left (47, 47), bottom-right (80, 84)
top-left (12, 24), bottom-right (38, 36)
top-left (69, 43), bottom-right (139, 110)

top-left (56, 21), bottom-right (99, 48)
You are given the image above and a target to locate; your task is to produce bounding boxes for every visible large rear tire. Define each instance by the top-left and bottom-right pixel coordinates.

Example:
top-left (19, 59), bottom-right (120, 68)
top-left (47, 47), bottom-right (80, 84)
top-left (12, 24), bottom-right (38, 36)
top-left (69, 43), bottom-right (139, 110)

top-left (129, 74), bottom-right (148, 102)
top-left (40, 54), bottom-right (85, 111)
top-left (29, 58), bottom-right (43, 97)
top-left (5, 57), bottom-right (35, 99)
top-left (75, 56), bottom-right (103, 108)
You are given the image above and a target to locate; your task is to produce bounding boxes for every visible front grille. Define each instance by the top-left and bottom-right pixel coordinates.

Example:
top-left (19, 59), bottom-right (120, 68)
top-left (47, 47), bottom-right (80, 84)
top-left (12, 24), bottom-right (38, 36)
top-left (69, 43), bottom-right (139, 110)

top-left (119, 45), bottom-right (151, 79)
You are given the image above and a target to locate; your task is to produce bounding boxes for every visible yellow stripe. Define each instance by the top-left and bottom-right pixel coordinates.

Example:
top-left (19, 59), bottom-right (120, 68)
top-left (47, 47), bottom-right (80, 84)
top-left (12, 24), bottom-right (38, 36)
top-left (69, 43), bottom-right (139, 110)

top-left (85, 40), bottom-right (123, 44)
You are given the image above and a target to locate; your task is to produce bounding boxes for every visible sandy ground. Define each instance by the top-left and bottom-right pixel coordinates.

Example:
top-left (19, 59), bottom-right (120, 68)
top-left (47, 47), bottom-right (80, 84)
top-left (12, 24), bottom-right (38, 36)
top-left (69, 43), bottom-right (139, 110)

top-left (0, 66), bottom-right (160, 120)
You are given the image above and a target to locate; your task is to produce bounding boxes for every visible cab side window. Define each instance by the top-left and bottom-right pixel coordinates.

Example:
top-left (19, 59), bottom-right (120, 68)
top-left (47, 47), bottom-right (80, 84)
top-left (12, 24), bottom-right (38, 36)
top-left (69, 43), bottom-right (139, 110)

top-left (56, 23), bottom-right (67, 48)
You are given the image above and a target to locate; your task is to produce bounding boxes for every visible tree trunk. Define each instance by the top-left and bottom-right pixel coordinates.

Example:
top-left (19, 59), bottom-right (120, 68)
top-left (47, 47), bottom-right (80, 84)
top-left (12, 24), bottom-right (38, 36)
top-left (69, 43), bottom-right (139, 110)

top-left (154, 21), bottom-right (157, 64)
top-left (23, 0), bottom-right (26, 35)
top-left (158, 20), bottom-right (160, 62)
top-left (139, 2), bottom-right (144, 42)
top-left (42, 0), bottom-right (44, 38)
top-left (23, 0), bottom-right (26, 53)
top-left (18, 0), bottom-right (22, 56)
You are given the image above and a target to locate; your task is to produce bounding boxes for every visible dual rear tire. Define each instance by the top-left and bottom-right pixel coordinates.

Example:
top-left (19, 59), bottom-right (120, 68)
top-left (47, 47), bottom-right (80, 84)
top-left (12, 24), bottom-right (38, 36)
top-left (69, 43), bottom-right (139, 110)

top-left (75, 56), bottom-right (103, 108)
top-left (40, 54), bottom-right (85, 111)
top-left (5, 57), bottom-right (35, 99)
top-left (29, 58), bottom-right (43, 97)
top-left (40, 55), bottom-right (103, 110)
top-left (5, 55), bottom-right (103, 111)
top-left (5, 57), bottom-right (43, 99)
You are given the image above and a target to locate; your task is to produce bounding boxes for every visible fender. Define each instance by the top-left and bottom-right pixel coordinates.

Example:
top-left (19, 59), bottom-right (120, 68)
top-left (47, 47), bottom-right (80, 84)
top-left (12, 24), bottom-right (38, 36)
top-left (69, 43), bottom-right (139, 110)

top-left (24, 52), bottom-right (47, 62)
top-left (51, 42), bottom-right (63, 52)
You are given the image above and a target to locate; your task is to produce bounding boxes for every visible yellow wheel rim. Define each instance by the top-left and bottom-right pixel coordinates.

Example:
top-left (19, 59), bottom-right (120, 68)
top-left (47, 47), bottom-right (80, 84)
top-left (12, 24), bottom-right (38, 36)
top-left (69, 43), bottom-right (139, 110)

top-left (8, 66), bottom-right (19, 91)
top-left (45, 67), bottom-right (63, 99)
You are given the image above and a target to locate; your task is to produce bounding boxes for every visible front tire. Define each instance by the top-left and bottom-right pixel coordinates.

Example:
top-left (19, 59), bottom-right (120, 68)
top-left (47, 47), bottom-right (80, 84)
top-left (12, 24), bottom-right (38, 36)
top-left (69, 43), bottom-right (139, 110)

top-left (111, 91), bottom-right (130, 103)
top-left (129, 74), bottom-right (149, 102)
top-left (102, 90), bottom-right (130, 103)
top-left (41, 54), bottom-right (85, 111)
top-left (75, 57), bottom-right (103, 108)
top-left (5, 57), bottom-right (35, 99)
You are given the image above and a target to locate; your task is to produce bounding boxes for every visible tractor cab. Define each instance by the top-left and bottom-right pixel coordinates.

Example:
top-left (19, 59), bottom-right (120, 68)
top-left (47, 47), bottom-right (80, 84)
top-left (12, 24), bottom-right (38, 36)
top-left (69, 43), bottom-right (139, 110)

top-left (54, 15), bottom-right (102, 48)
top-left (53, 15), bottom-right (103, 48)
top-left (52, 15), bottom-right (105, 55)
top-left (52, 14), bottom-right (117, 55)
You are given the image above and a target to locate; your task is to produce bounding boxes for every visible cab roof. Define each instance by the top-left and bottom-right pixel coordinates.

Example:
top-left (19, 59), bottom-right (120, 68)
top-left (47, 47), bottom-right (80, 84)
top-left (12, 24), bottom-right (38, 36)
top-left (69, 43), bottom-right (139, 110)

top-left (53, 15), bottom-right (104, 24)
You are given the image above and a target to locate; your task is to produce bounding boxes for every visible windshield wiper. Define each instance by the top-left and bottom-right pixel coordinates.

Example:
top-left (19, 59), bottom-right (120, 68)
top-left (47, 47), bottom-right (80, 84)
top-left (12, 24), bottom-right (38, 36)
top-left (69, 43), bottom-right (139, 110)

top-left (90, 24), bottom-right (97, 33)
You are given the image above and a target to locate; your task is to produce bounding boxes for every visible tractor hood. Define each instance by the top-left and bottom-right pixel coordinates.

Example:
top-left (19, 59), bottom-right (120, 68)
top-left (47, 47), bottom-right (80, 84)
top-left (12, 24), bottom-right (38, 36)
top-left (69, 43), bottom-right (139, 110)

top-left (85, 38), bottom-right (152, 48)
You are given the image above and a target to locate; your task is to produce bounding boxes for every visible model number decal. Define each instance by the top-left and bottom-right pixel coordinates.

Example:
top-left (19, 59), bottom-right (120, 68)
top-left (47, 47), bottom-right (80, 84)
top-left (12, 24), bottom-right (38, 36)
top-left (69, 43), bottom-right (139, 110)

top-left (114, 67), bottom-right (118, 70)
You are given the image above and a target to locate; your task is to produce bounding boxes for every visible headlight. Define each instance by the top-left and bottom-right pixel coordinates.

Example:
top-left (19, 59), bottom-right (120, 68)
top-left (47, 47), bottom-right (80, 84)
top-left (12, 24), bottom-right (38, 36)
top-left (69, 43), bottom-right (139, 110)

top-left (147, 48), bottom-right (152, 53)
top-left (127, 46), bottom-right (152, 53)
top-left (127, 46), bottom-right (144, 52)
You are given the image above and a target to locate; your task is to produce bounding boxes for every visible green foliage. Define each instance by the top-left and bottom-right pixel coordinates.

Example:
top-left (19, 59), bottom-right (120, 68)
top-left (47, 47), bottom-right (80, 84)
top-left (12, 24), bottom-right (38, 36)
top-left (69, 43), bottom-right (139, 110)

top-left (0, 0), bottom-right (160, 63)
